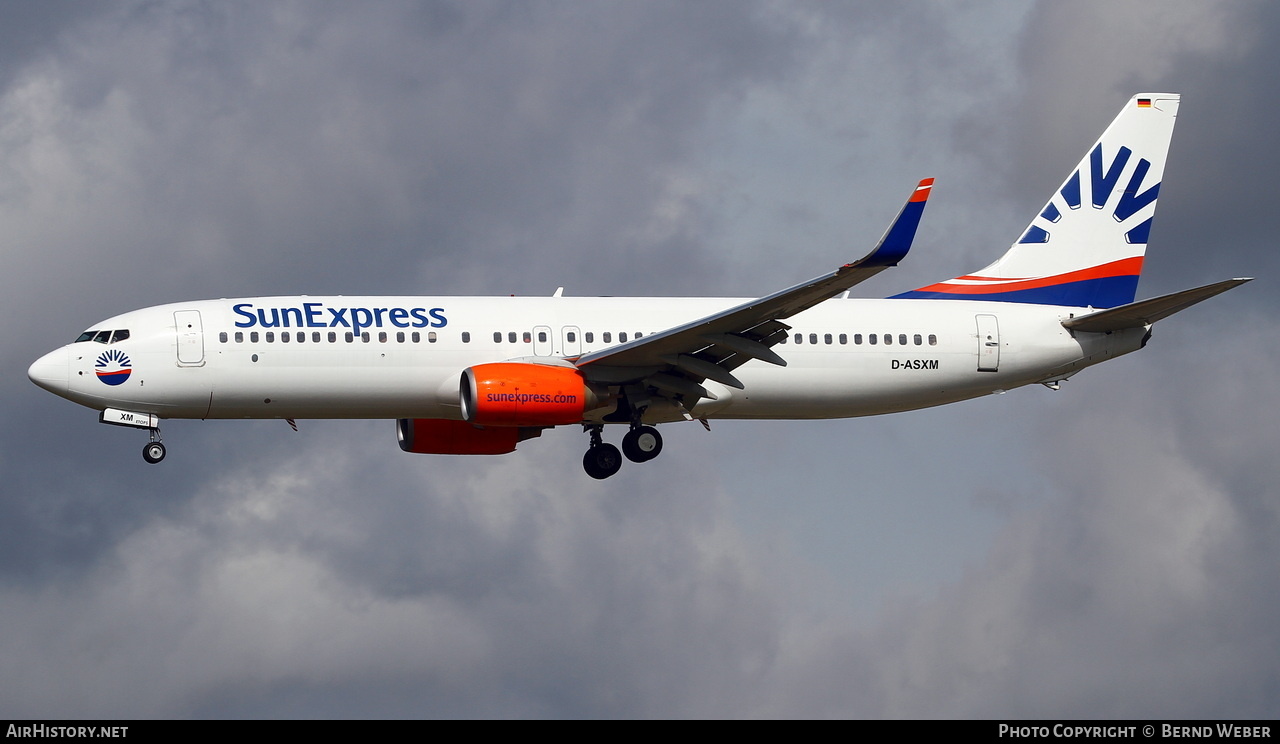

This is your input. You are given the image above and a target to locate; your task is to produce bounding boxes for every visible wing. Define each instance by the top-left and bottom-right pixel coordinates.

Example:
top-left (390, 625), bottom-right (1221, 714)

top-left (574, 178), bottom-right (934, 401)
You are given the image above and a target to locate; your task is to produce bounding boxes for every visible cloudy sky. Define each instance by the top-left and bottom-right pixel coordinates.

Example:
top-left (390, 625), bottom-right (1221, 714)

top-left (3, 1), bottom-right (1277, 718)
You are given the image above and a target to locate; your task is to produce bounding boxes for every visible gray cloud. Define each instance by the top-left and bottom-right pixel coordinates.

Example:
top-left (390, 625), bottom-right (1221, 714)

top-left (3, 0), bottom-right (1277, 718)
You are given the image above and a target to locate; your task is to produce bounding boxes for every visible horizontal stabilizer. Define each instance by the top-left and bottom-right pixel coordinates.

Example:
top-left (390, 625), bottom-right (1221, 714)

top-left (1062, 278), bottom-right (1252, 333)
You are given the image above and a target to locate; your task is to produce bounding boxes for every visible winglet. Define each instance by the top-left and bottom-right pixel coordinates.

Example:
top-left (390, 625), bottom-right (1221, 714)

top-left (864, 178), bottom-right (933, 267)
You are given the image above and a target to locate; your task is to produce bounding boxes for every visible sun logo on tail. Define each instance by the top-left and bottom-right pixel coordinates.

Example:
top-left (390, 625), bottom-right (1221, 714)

top-left (1019, 144), bottom-right (1161, 247)
top-left (95, 348), bottom-right (132, 386)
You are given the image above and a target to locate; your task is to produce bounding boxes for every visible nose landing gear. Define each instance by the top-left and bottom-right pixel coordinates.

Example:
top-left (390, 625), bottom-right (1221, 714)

top-left (142, 429), bottom-right (166, 464)
top-left (99, 409), bottom-right (167, 464)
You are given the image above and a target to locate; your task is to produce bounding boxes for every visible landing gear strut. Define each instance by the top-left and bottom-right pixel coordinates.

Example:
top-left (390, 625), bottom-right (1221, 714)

top-left (142, 428), bottom-right (166, 464)
top-left (582, 425), bottom-right (622, 480)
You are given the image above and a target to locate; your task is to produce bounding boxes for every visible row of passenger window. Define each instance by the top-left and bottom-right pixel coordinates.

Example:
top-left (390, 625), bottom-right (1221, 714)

top-left (782, 332), bottom-right (938, 346)
top-left (491, 330), bottom-right (643, 344)
top-left (220, 330), bottom-right (439, 344)
top-left (216, 329), bottom-right (645, 345)
top-left (216, 328), bottom-right (937, 348)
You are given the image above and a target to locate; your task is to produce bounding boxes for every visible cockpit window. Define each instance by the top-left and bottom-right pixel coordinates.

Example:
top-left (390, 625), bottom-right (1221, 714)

top-left (75, 329), bottom-right (131, 344)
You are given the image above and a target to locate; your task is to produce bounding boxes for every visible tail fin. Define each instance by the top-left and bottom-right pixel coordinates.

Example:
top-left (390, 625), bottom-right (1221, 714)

top-left (895, 93), bottom-right (1180, 308)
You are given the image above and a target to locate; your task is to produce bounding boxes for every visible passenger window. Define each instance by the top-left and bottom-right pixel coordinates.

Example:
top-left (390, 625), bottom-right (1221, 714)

top-left (235, 331), bottom-right (244, 343)
top-left (839, 334), bottom-right (847, 345)
top-left (509, 332), bottom-right (517, 343)
top-left (824, 333), bottom-right (832, 345)
top-left (619, 332), bottom-right (628, 343)
top-left (794, 333), bottom-right (802, 344)
top-left (868, 334), bottom-right (877, 345)
top-left (585, 332), bottom-right (594, 343)
top-left (396, 331), bottom-right (405, 343)
top-left (361, 332), bottom-right (370, 343)
top-left (313, 332), bottom-right (321, 343)
top-left (328, 331), bottom-right (336, 343)
top-left (635, 332), bottom-right (643, 339)
top-left (428, 332), bottom-right (437, 343)
top-left (345, 332), bottom-right (353, 342)
top-left (854, 333), bottom-right (862, 345)
top-left (809, 333), bottom-right (817, 345)
top-left (411, 332), bottom-right (421, 343)
top-left (378, 332), bottom-right (387, 343)
top-left (603, 332), bottom-right (612, 343)
top-left (884, 334), bottom-right (892, 345)
top-left (778, 334), bottom-right (787, 344)
top-left (219, 332), bottom-right (228, 343)
top-left (462, 332), bottom-right (471, 343)
top-left (539, 331), bottom-right (548, 343)
top-left (267, 332), bottom-right (276, 342)
top-left (928, 334), bottom-right (938, 346)
top-left (523, 331), bottom-right (532, 343)
top-left (250, 332), bottom-right (260, 343)
top-left (567, 331), bottom-right (577, 343)
top-left (493, 332), bottom-right (502, 343)
top-left (280, 332), bottom-right (289, 343)
top-left (914, 334), bottom-right (922, 345)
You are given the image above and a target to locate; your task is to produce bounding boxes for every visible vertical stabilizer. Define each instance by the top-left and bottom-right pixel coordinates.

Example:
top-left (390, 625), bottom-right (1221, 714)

top-left (895, 94), bottom-right (1180, 308)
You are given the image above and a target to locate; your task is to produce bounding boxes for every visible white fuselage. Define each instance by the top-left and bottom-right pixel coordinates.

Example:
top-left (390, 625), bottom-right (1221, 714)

top-left (32, 295), bottom-right (1147, 425)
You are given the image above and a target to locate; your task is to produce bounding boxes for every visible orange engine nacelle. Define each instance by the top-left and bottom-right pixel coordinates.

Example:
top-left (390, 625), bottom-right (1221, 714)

top-left (460, 362), bottom-right (596, 427)
top-left (397, 418), bottom-right (542, 455)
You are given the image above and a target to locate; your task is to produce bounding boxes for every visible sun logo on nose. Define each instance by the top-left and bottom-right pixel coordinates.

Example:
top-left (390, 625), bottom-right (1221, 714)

top-left (95, 348), bottom-right (132, 386)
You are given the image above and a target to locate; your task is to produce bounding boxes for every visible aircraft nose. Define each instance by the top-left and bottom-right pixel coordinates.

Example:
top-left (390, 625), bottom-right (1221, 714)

top-left (28, 347), bottom-right (69, 395)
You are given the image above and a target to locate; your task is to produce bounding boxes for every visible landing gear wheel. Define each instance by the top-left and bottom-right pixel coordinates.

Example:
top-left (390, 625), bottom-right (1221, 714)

top-left (622, 426), bottom-right (663, 463)
top-left (583, 443), bottom-right (623, 480)
top-left (142, 441), bottom-right (167, 464)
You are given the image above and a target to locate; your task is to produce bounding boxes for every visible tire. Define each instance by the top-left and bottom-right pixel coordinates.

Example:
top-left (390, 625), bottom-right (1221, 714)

top-left (622, 426), bottom-right (663, 463)
top-left (583, 443), bottom-right (623, 479)
top-left (143, 442), bottom-right (166, 464)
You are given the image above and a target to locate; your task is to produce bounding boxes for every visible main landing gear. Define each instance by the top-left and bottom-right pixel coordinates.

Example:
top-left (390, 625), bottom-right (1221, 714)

top-left (582, 422), bottom-right (664, 479)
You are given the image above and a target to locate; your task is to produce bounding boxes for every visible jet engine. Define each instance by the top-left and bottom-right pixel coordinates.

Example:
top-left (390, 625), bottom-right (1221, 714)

top-left (460, 362), bottom-right (599, 427)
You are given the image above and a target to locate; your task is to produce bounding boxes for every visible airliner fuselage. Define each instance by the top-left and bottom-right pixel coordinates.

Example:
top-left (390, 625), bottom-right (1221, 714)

top-left (32, 294), bottom-right (1142, 423)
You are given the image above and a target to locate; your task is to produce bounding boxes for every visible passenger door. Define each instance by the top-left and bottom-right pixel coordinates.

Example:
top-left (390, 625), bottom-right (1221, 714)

top-left (976, 314), bottom-right (999, 372)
